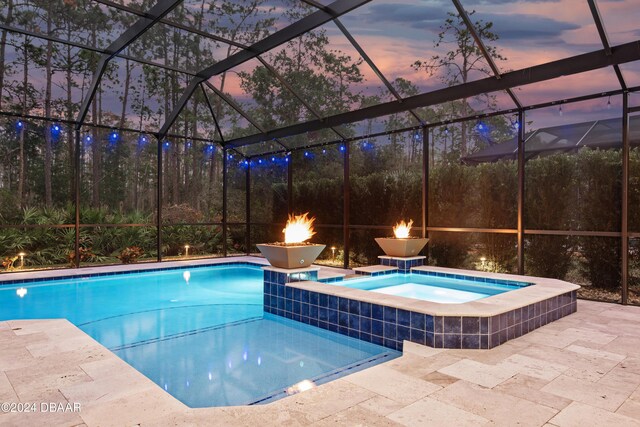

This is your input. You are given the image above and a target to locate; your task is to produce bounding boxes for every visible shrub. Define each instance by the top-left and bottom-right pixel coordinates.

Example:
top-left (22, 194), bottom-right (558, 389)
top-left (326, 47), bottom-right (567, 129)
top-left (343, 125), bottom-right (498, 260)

top-left (67, 247), bottom-right (96, 265)
top-left (118, 246), bottom-right (144, 264)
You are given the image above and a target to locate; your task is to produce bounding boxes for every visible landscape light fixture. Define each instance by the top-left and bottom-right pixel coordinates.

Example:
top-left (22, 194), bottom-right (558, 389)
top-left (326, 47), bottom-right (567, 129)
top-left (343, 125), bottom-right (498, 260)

top-left (18, 252), bottom-right (26, 268)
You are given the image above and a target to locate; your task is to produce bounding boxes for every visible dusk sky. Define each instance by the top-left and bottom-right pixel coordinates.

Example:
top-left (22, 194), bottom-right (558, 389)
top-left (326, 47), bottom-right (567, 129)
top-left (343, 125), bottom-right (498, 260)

top-left (214, 0), bottom-right (638, 132)
top-left (2, 0), bottom-right (638, 138)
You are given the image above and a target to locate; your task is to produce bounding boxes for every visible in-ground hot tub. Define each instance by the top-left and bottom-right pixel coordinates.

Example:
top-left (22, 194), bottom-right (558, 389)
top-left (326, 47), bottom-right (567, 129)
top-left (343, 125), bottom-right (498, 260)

top-left (263, 265), bottom-right (579, 351)
top-left (339, 272), bottom-right (531, 304)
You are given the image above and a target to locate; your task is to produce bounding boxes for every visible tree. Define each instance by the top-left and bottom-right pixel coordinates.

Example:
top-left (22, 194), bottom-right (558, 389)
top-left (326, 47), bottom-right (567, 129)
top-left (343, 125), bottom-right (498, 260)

top-left (413, 11), bottom-right (506, 157)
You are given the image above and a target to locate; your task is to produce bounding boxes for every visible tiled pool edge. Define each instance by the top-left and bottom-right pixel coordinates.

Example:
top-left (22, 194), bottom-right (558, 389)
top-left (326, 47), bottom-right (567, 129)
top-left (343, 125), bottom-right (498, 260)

top-left (263, 267), bottom-right (578, 351)
top-left (0, 257), bottom-right (269, 285)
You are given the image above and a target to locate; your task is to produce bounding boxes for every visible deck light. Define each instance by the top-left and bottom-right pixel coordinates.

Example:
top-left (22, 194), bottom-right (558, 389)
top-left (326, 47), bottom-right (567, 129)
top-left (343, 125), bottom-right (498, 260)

top-left (286, 379), bottom-right (315, 395)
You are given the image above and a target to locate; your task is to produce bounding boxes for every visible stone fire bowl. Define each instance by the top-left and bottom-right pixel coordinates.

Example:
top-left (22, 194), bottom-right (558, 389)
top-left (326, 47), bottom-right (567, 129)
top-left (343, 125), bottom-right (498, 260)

top-left (256, 244), bottom-right (326, 269)
top-left (375, 237), bottom-right (429, 257)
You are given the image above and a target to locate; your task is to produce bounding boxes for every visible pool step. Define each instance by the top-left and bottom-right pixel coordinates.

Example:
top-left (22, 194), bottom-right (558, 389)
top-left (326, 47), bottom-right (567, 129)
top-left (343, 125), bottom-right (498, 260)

top-left (352, 265), bottom-right (398, 277)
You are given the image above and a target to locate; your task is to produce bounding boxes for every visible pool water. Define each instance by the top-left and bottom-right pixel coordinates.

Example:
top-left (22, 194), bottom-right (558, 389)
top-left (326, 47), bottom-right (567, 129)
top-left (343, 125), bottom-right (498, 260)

top-left (341, 273), bottom-right (526, 303)
top-left (0, 265), bottom-right (398, 407)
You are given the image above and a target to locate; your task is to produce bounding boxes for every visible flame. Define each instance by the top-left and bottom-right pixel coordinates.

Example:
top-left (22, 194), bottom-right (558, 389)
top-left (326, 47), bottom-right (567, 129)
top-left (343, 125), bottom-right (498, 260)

top-left (393, 219), bottom-right (413, 239)
top-left (283, 213), bottom-right (316, 244)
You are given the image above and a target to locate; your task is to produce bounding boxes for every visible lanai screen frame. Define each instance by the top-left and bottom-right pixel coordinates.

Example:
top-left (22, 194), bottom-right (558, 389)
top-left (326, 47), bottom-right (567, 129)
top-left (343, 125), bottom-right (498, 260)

top-left (0, 0), bottom-right (638, 303)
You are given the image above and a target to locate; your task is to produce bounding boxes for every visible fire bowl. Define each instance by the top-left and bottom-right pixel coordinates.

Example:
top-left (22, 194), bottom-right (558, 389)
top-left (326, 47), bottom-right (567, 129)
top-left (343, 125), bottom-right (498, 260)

top-left (375, 237), bottom-right (429, 257)
top-left (256, 243), bottom-right (326, 269)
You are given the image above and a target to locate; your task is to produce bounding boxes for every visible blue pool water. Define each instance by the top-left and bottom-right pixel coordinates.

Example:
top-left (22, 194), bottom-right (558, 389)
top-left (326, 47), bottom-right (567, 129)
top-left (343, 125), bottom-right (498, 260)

top-left (0, 264), bottom-right (398, 407)
top-left (341, 273), bottom-right (527, 303)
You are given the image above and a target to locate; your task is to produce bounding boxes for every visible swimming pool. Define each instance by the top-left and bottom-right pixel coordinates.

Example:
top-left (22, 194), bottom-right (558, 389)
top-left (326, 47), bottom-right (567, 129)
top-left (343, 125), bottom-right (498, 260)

top-left (340, 272), bottom-right (530, 303)
top-left (0, 263), bottom-right (399, 407)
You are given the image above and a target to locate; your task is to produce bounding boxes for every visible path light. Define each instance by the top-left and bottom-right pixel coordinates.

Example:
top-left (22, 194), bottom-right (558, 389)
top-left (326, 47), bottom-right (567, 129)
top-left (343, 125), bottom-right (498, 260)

top-left (480, 257), bottom-right (487, 268)
top-left (331, 246), bottom-right (336, 260)
top-left (16, 287), bottom-right (27, 298)
top-left (184, 245), bottom-right (190, 257)
top-left (18, 252), bottom-right (26, 268)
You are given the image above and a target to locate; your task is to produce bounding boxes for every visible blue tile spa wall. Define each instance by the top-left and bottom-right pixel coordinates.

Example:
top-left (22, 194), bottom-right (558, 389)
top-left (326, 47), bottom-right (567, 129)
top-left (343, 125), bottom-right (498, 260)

top-left (263, 271), bottom-right (577, 350)
top-left (379, 257), bottom-right (425, 273)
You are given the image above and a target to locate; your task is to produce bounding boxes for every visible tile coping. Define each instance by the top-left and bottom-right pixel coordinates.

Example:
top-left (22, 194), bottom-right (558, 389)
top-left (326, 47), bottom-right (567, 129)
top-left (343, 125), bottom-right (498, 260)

top-left (352, 266), bottom-right (399, 273)
top-left (284, 265), bottom-right (580, 317)
top-left (378, 255), bottom-right (426, 261)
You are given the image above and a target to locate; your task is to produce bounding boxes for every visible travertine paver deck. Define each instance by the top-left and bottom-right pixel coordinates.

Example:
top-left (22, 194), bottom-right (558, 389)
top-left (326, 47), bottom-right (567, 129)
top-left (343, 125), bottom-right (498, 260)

top-left (2, 301), bottom-right (640, 426)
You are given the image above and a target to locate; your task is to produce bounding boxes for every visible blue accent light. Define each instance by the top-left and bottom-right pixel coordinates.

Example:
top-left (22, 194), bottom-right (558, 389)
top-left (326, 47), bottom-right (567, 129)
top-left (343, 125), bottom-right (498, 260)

top-left (50, 123), bottom-right (61, 141)
top-left (361, 141), bottom-right (374, 151)
top-left (271, 157), bottom-right (276, 162)
top-left (84, 135), bottom-right (92, 144)
top-left (476, 122), bottom-right (485, 131)
top-left (163, 141), bottom-right (170, 149)
top-left (322, 148), bottom-right (326, 154)
top-left (514, 121), bottom-right (520, 130)
top-left (444, 126), bottom-right (449, 134)
top-left (339, 144), bottom-right (346, 152)
top-left (16, 120), bottom-right (24, 131)
top-left (110, 131), bottom-right (119, 142)
top-left (258, 159), bottom-right (263, 164)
